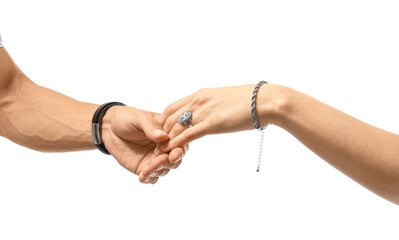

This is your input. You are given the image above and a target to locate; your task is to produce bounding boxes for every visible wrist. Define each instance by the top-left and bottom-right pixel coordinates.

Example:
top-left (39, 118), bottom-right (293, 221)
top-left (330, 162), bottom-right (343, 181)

top-left (256, 84), bottom-right (293, 128)
top-left (100, 106), bottom-right (121, 148)
top-left (92, 103), bottom-right (126, 154)
top-left (101, 106), bottom-right (116, 131)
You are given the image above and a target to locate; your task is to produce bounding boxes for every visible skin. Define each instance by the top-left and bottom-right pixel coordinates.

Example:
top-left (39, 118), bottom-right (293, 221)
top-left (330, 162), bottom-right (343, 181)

top-left (0, 47), bottom-right (186, 184)
top-left (159, 84), bottom-right (399, 205)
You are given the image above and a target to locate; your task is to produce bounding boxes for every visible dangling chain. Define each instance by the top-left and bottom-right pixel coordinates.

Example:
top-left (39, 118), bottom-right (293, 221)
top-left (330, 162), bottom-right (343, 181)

top-left (256, 129), bottom-right (265, 172)
top-left (251, 80), bottom-right (268, 172)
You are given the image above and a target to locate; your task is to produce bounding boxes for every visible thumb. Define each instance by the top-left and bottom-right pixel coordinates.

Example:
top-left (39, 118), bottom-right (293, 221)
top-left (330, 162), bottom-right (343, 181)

top-left (139, 112), bottom-right (169, 143)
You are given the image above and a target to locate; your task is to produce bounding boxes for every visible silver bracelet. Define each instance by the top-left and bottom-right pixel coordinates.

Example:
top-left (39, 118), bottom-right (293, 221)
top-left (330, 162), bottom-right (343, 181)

top-left (251, 81), bottom-right (268, 172)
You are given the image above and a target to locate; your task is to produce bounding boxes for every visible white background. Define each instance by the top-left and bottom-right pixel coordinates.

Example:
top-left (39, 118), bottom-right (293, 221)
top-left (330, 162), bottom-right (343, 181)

top-left (1, 0), bottom-right (398, 239)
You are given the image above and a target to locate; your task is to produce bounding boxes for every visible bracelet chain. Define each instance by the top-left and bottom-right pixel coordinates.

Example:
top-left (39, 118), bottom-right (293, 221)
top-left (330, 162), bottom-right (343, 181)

top-left (251, 80), bottom-right (268, 172)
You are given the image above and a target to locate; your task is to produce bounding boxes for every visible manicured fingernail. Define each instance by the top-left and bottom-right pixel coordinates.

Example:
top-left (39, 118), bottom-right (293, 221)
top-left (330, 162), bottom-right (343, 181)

top-left (149, 171), bottom-right (156, 177)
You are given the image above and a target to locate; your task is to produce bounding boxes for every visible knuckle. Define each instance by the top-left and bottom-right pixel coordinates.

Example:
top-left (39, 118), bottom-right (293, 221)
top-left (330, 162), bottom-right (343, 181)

top-left (163, 104), bottom-right (175, 116)
top-left (192, 96), bottom-right (208, 106)
top-left (191, 89), bottom-right (211, 105)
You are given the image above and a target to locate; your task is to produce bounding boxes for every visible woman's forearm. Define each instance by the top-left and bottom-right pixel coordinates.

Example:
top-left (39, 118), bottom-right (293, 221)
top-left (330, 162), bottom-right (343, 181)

top-left (0, 48), bottom-right (99, 152)
top-left (259, 84), bottom-right (399, 204)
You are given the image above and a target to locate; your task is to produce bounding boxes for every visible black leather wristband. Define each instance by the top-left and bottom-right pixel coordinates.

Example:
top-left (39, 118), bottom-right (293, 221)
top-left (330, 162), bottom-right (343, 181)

top-left (92, 102), bottom-right (126, 155)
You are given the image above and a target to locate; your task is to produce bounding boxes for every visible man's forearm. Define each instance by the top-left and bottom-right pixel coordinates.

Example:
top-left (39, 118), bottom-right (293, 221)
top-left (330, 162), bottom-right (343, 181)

top-left (0, 47), bottom-right (183, 183)
top-left (260, 85), bottom-right (399, 204)
top-left (0, 48), bottom-right (99, 152)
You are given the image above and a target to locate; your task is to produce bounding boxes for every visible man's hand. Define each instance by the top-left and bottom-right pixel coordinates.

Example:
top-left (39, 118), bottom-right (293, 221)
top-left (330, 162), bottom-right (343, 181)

top-left (101, 106), bottom-right (186, 184)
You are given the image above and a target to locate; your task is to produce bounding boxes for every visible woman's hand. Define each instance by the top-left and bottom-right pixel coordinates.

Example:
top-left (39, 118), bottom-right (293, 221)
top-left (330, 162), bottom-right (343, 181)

top-left (102, 106), bottom-right (187, 184)
top-left (158, 84), bottom-right (271, 153)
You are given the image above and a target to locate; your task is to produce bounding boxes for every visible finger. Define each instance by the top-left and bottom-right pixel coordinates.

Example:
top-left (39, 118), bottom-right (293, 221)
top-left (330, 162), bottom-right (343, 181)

top-left (145, 158), bottom-right (181, 180)
top-left (149, 169), bottom-right (170, 178)
top-left (163, 157), bottom-right (182, 169)
top-left (140, 177), bottom-right (159, 184)
top-left (140, 176), bottom-right (152, 183)
top-left (169, 121), bottom-right (188, 139)
top-left (154, 143), bottom-right (188, 158)
top-left (139, 154), bottom-right (168, 179)
top-left (167, 120), bottom-right (192, 145)
top-left (169, 159), bottom-right (182, 169)
top-left (153, 143), bottom-right (164, 157)
top-left (137, 111), bottom-right (169, 143)
top-left (168, 147), bottom-right (184, 163)
top-left (149, 177), bottom-right (159, 184)
top-left (161, 95), bottom-right (193, 125)
top-left (147, 166), bottom-right (170, 178)
top-left (164, 105), bottom-right (203, 134)
top-left (140, 163), bottom-right (164, 179)
top-left (163, 109), bottom-right (187, 133)
top-left (161, 122), bottom-right (208, 152)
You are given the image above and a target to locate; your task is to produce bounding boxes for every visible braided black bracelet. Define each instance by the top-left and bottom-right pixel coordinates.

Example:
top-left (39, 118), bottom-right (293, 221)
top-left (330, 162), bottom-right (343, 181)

top-left (92, 102), bottom-right (126, 155)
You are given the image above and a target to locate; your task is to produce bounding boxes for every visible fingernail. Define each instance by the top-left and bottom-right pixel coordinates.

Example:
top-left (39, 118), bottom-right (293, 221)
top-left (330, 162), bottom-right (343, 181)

top-left (149, 171), bottom-right (156, 177)
top-left (154, 129), bottom-right (166, 137)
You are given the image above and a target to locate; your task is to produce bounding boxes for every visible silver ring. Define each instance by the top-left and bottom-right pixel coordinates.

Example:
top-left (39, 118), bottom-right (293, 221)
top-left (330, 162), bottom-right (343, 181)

top-left (178, 111), bottom-right (193, 127)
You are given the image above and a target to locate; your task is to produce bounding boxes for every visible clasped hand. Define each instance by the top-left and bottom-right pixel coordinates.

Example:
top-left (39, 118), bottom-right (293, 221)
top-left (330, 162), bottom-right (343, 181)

top-left (103, 85), bottom-right (270, 185)
top-left (101, 106), bottom-right (187, 184)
